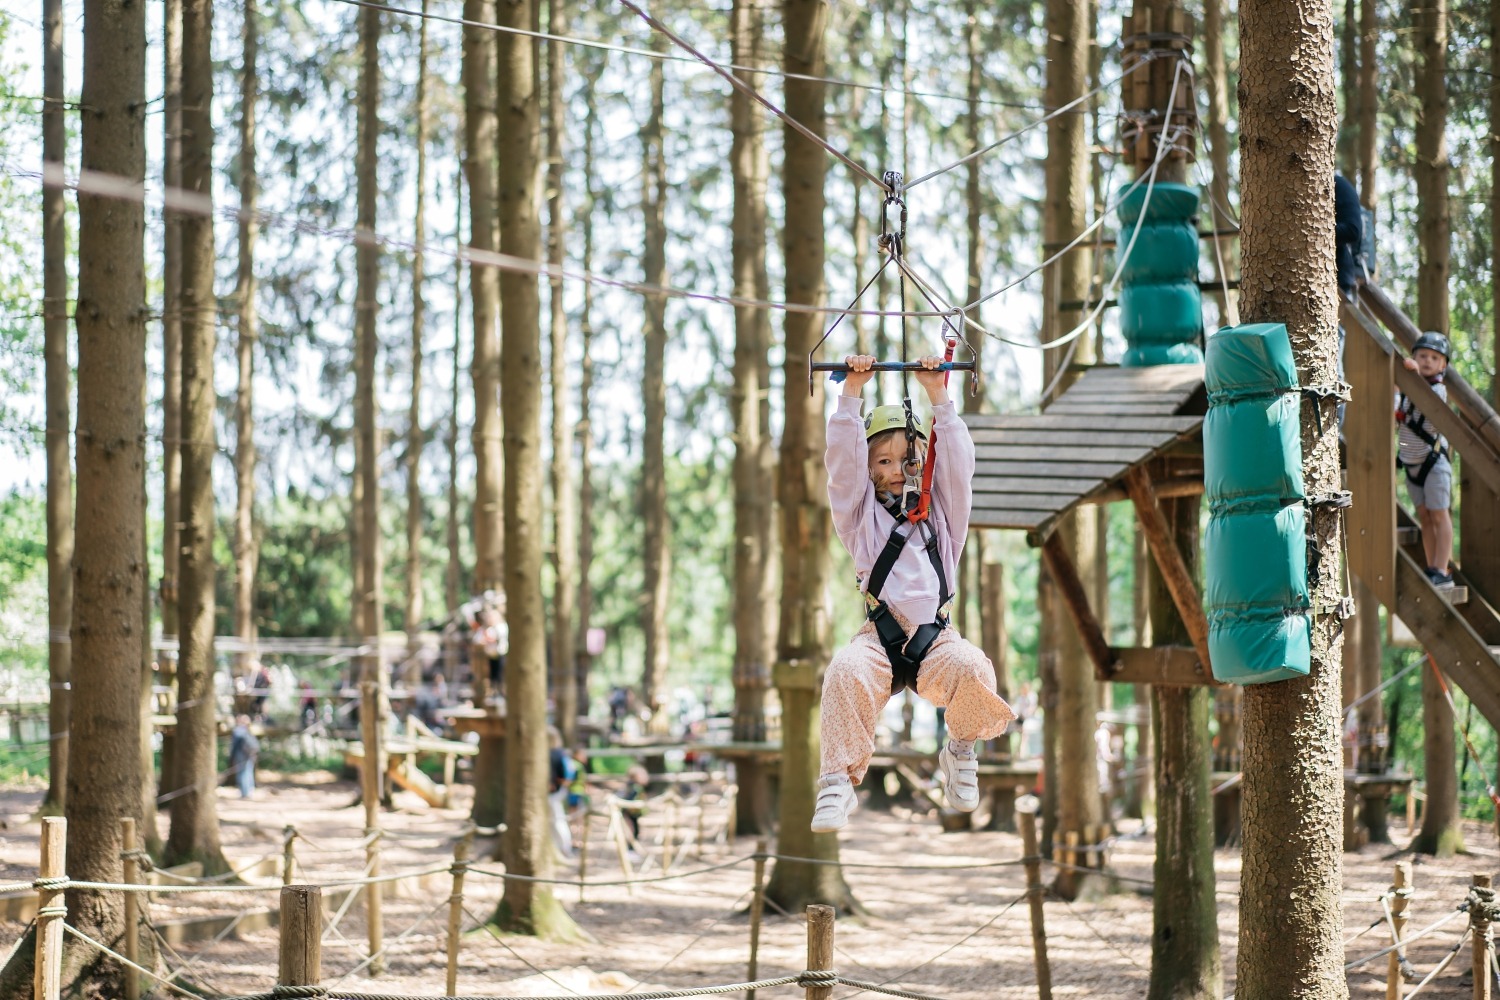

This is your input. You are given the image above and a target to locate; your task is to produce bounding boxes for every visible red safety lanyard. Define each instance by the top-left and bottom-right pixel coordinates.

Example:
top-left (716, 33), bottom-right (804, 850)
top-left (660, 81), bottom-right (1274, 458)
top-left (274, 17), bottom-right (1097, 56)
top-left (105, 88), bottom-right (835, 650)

top-left (907, 336), bottom-right (957, 525)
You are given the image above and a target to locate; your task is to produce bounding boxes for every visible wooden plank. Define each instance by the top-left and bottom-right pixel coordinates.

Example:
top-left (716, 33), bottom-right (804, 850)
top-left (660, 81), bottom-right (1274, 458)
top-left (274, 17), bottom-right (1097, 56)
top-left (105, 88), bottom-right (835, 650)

top-left (964, 414), bottom-right (1201, 432)
top-left (1106, 646), bottom-right (1214, 686)
top-left (971, 496), bottom-right (1064, 516)
top-left (1342, 304), bottom-right (1397, 609)
top-left (1123, 465), bottom-right (1214, 674)
top-left (1461, 472), bottom-right (1500, 634)
top-left (973, 459), bottom-right (1129, 480)
top-left (971, 428), bottom-right (1189, 448)
top-left (1394, 546), bottom-right (1500, 731)
top-left (1054, 387), bottom-right (1202, 404)
top-left (1072, 364), bottom-right (1204, 387)
top-left (968, 507), bottom-right (1056, 530)
top-left (1040, 533), bottom-right (1119, 679)
top-left (971, 475), bottom-right (1105, 495)
top-left (974, 444), bottom-right (1152, 463)
top-left (969, 492), bottom-right (1087, 513)
top-left (1045, 402), bottom-right (1192, 416)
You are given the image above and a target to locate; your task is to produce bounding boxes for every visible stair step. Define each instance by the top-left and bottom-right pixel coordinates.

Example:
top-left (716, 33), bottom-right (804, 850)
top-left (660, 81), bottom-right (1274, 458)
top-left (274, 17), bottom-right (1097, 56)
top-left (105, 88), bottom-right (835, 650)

top-left (1443, 585), bottom-right (1469, 606)
top-left (1397, 526), bottom-right (1422, 545)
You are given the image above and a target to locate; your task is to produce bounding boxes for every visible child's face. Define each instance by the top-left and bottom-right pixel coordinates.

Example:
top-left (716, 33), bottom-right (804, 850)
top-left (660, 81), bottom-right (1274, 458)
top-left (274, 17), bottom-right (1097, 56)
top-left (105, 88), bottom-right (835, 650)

top-left (868, 434), bottom-right (925, 493)
top-left (1413, 347), bottom-right (1448, 379)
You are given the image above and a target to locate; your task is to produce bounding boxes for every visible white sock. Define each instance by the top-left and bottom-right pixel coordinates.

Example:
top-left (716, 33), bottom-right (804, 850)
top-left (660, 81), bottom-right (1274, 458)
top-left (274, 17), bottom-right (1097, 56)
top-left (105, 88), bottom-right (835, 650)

top-left (948, 738), bottom-right (976, 757)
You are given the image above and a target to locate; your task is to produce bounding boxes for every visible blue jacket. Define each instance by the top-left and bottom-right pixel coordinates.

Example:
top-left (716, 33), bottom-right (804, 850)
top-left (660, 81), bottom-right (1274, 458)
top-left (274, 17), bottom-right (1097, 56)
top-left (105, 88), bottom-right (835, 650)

top-left (1335, 174), bottom-right (1363, 294)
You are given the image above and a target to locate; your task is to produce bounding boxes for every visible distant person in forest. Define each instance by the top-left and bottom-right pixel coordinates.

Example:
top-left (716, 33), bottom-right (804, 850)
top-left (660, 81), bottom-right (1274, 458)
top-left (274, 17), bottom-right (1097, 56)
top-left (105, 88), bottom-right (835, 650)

top-left (547, 728), bottom-right (577, 858)
top-left (228, 715), bottom-right (260, 799)
top-left (1397, 332), bottom-right (1455, 587)
top-left (1334, 173), bottom-right (1363, 301)
top-left (811, 355), bottom-right (1015, 833)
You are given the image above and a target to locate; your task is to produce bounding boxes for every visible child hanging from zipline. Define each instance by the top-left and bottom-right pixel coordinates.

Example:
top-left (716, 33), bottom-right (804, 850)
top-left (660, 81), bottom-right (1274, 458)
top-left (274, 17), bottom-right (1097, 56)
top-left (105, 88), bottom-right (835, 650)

top-left (812, 354), bottom-right (1015, 832)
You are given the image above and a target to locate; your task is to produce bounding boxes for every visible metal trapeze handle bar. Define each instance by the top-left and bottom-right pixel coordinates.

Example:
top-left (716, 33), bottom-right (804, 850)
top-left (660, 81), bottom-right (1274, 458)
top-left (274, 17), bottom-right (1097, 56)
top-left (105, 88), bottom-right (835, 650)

top-left (813, 361), bottom-right (976, 383)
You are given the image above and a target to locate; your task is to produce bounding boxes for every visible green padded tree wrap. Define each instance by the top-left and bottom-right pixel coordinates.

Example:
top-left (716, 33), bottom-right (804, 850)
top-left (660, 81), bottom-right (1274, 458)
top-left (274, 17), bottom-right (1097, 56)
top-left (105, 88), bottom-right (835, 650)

top-left (1116, 182), bottom-right (1204, 368)
top-left (1203, 323), bottom-right (1313, 684)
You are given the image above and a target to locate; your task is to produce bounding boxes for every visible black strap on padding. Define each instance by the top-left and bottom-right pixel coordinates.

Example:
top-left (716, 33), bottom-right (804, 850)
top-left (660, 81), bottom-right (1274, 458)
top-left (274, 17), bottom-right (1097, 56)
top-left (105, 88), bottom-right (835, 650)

top-left (865, 494), bottom-right (951, 694)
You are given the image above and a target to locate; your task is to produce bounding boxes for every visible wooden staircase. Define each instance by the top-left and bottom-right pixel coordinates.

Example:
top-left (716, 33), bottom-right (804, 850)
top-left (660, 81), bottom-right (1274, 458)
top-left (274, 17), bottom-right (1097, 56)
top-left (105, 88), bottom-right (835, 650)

top-left (1342, 285), bottom-right (1500, 728)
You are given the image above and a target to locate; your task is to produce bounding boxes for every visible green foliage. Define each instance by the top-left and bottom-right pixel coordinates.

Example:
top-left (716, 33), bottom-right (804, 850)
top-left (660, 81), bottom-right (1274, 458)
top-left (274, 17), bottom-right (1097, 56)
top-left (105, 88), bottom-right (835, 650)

top-left (0, 21), bottom-right (46, 454)
top-left (0, 489), bottom-right (47, 693)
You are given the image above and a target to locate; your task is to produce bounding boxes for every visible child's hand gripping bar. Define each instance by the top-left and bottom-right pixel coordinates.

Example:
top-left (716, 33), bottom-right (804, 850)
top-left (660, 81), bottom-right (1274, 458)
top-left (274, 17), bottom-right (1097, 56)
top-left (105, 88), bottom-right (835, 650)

top-left (812, 360), bottom-right (976, 383)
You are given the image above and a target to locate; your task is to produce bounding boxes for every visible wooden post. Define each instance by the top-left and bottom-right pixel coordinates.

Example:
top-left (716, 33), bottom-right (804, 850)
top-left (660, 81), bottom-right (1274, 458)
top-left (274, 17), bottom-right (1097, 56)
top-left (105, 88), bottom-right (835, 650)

top-left (121, 817), bottom-right (140, 1000)
top-left (282, 824), bottom-right (297, 886)
top-left (804, 904), bottom-right (835, 1000)
top-left (365, 825), bottom-right (383, 975)
top-left (1474, 873), bottom-right (1493, 1000)
top-left (33, 816), bottom-right (65, 1000)
top-left (442, 751), bottom-right (456, 808)
top-left (1388, 861), bottom-right (1412, 1000)
top-left (1018, 801), bottom-right (1053, 1000)
top-left (662, 791), bottom-right (678, 872)
top-left (746, 837), bottom-right (768, 1000)
top-left (445, 834), bottom-right (470, 996)
top-left (696, 796), bottom-right (706, 859)
top-left (279, 884), bottom-right (322, 988)
top-left (1123, 465), bottom-right (1214, 673)
top-left (1039, 532), bottom-right (1117, 679)
top-left (577, 810), bottom-right (591, 904)
top-left (1064, 830), bottom-right (1080, 874)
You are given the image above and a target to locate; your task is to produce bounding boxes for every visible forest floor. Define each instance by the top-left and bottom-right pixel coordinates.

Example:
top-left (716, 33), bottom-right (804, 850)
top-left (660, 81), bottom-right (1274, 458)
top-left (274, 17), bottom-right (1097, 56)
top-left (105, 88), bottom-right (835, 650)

top-left (0, 770), bottom-right (1496, 998)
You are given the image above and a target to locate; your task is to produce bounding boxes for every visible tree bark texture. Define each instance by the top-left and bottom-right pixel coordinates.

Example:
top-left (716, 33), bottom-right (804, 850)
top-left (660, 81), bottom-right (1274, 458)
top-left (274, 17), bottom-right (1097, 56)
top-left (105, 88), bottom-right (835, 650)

top-left (546, 0), bottom-right (578, 747)
top-left (1494, 0), bottom-right (1499, 407)
top-left (730, 0), bottom-right (776, 834)
top-left (575, 77), bottom-right (599, 721)
top-left (1147, 499), bottom-right (1220, 1000)
top-left (234, 0), bottom-right (260, 682)
top-left (1236, 0), bottom-right (1347, 996)
top-left (1202, 0), bottom-right (1238, 319)
top-left (47, 0), bottom-right (148, 986)
top-left (168, 0), bottom-right (228, 874)
top-left (764, 0), bottom-right (854, 914)
top-left (42, 0), bottom-right (70, 818)
top-left (1338, 0), bottom-right (1356, 177)
top-left (640, 37), bottom-right (671, 736)
top-left (464, 0), bottom-right (504, 597)
top-left (1358, 0), bottom-right (1376, 211)
top-left (406, 0), bottom-right (430, 642)
top-left (447, 179), bottom-right (465, 621)
top-left (493, 0), bottom-right (578, 940)
top-left (1043, 0), bottom-right (1100, 903)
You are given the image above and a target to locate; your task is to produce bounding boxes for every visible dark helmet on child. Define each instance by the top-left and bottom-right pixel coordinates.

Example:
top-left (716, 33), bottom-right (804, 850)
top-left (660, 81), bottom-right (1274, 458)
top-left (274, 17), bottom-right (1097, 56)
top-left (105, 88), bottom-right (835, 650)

top-left (1413, 331), bottom-right (1450, 359)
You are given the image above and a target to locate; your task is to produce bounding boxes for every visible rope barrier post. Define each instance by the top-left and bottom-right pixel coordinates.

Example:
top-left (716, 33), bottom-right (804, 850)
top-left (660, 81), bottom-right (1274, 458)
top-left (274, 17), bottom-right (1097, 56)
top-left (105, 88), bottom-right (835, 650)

top-left (1389, 861), bottom-right (1413, 1000)
top-left (1018, 798), bottom-right (1053, 1000)
top-left (804, 904), bottom-right (835, 1000)
top-left (283, 825), bottom-right (298, 886)
top-left (1474, 874), bottom-right (1493, 1000)
top-left (365, 825), bottom-right (383, 976)
top-left (121, 817), bottom-right (140, 1000)
top-left (33, 816), bottom-right (65, 1000)
top-left (696, 796), bottom-right (706, 860)
top-left (578, 810), bottom-right (590, 904)
top-left (279, 884), bottom-right (322, 989)
top-left (445, 834), bottom-right (470, 996)
top-left (746, 837), bottom-right (768, 1000)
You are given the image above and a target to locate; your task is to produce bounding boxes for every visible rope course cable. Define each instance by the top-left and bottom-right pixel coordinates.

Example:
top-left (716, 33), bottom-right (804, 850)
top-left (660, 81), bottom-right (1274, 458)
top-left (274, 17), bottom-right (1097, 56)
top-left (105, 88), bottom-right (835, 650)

top-left (61, 921), bottom-right (212, 1000)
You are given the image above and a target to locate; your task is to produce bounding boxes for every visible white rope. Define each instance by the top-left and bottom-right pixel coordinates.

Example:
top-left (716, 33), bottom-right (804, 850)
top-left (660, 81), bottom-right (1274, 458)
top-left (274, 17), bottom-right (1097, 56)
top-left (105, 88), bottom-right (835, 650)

top-left (61, 920), bottom-right (212, 1000)
top-left (1344, 904), bottom-right (1471, 972)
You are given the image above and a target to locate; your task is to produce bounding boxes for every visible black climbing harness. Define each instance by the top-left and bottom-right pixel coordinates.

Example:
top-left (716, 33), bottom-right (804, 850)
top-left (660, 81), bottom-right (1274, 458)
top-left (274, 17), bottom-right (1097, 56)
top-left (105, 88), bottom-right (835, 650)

top-left (865, 491), bottom-right (952, 695)
top-left (1396, 389), bottom-right (1449, 487)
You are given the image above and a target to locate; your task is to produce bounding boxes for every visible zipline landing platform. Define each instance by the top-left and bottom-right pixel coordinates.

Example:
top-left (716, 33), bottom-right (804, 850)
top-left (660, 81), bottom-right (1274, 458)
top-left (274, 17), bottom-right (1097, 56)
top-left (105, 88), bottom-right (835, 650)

top-left (964, 363), bottom-right (1206, 542)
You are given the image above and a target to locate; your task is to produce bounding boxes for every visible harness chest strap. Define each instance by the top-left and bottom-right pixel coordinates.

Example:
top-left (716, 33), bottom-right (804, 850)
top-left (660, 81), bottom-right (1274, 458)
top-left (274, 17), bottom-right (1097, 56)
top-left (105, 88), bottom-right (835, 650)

top-left (864, 495), bottom-right (953, 693)
top-left (1397, 392), bottom-right (1449, 486)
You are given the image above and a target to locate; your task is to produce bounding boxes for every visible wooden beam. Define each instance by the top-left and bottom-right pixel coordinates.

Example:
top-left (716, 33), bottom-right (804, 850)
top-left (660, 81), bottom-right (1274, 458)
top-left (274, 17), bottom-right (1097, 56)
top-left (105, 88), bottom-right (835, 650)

top-left (1341, 303), bottom-right (1397, 608)
top-left (1394, 545), bottom-right (1500, 731)
top-left (1107, 645), bottom-right (1213, 686)
top-left (1083, 476), bottom-right (1204, 506)
top-left (1122, 464), bottom-right (1214, 674)
top-left (1039, 532), bottom-right (1118, 679)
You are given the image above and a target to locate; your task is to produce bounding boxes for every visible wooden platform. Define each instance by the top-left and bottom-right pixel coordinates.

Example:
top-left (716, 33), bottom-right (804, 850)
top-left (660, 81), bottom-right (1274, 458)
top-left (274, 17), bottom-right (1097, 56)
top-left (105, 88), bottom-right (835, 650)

top-left (965, 364), bottom-right (1205, 542)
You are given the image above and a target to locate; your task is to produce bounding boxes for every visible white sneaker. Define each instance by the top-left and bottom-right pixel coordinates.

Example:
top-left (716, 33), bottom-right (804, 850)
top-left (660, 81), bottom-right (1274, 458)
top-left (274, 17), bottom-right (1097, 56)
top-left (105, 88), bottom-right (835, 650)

top-left (939, 745), bottom-right (980, 812)
top-left (810, 777), bottom-right (858, 833)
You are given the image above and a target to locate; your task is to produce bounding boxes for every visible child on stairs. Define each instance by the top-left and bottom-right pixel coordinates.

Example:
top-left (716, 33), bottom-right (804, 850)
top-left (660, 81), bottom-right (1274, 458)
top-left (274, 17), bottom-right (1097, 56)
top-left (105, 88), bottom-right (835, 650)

top-left (1397, 332), bottom-right (1455, 588)
top-left (812, 354), bottom-right (1015, 833)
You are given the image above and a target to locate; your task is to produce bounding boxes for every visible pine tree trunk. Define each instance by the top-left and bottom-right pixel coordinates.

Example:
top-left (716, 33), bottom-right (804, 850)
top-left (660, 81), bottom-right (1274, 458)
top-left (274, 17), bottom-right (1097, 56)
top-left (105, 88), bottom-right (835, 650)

top-left (1338, 0), bottom-right (1356, 176)
top-left (1202, 0), bottom-right (1238, 319)
top-left (41, 0), bottom-right (70, 820)
top-left (1494, 0), bottom-right (1499, 409)
top-left (764, 0), bottom-right (855, 914)
top-left (492, 0), bottom-right (579, 940)
top-left (640, 38), bottom-right (671, 736)
top-left (167, 0), bottom-right (228, 874)
top-left (464, 0), bottom-right (503, 598)
top-left (575, 79), bottom-right (599, 721)
top-left (546, 0), bottom-right (577, 747)
top-left (1358, 0), bottom-right (1377, 210)
top-left (1237, 0), bottom-right (1347, 995)
top-left (447, 179), bottom-right (465, 624)
top-left (234, 0), bottom-right (259, 684)
top-left (1412, 0), bottom-right (1461, 858)
top-left (1043, 0), bottom-right (1101, 902)
top-left (730, 0), bottom-right (775, 834)
top-left (406, 0), bottom-right (430, 646)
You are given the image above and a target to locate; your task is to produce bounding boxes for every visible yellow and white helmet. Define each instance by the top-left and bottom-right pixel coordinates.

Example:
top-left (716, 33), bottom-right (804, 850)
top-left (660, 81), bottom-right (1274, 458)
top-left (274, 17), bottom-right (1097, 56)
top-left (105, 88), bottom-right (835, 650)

top-left (864, 404), bottom-right (928, 441)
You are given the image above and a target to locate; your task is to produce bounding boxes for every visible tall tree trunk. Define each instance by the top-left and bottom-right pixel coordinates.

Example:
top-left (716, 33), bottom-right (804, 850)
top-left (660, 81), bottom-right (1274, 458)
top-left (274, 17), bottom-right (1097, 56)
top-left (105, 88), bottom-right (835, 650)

top-left (448, 177), bottom-right (465, 620)
top-left (1412, 0), bottom-right (1460, 857)
top-left (41, 0), bottom-right (70, 820)
top-left (465, 0), bottom-right (503, 600)
top-left (234, 0), bottom-right (259, 685)
top-left (546, 0), bottom-right (578, 747)
top-left (764, 0), bottom-right (855, 914)
top-left (575, 77), bottom-right (599, 721)
top-left (406, 0), bottom-right (430, 645)
top-left (730, 0), bottom-right (775, 834)
top-left (1338, 0), bottom-right (1356, 176)
top-left (640, 38), bottom-right (671, 735)
top-left (492, 0), bottom-right (579, 940)
top-left (1358, 0), bottom-right (1377, 211)
top-left (1043, 0), bottom-right (1101, 902)
top-left (354, 8), bottom-right (388, 971)
top-left (1494, 0), bottom-right (1499, 409)
top-left (1237, 0), bottom-right (1347, 995)
top-left (1202, 0), bottom-right (1238, 320)
top-left (167, 0), bottom-right (228, 874)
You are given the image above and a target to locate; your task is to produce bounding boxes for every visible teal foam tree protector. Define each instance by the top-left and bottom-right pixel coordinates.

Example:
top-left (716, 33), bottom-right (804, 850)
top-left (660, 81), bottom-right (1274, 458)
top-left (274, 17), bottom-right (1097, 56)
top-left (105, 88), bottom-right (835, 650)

top-left (1116, 182), bottom-right (1204, 368)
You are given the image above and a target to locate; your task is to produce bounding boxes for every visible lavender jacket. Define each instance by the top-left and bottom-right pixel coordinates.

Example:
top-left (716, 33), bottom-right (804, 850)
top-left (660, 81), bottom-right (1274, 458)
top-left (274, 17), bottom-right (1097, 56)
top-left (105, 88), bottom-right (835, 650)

top-left (826, 395), bottom-right (975, 627)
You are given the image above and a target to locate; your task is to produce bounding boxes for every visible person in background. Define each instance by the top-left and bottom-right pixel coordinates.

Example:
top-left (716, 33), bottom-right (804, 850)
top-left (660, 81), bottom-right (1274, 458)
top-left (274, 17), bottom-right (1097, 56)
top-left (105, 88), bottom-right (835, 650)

top-left (228, 715), bottom-right (260, 799)
top-left (547, 728), bottom-right (577, 858)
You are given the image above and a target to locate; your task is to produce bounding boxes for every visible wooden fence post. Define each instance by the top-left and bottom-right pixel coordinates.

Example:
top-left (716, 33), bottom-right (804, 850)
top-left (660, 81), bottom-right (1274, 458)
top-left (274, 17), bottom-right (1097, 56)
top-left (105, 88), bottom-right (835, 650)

top-left (578, 811), bottom-right (591, 904)
top-left (280, 885), bottom-right (322, 988)
top-left (33, 816), bottom-right (65, 1000)
top-left (282, 825), bottom-right (297, 886)
top-left (366, 826), bottom-right (383, 975)
top-left (1473, 873), bottom-right (1493, 1000)
top-left (445, 833), bottom-right (471, 996)
top-left (804, 904), bottom-right (835, 1000)
top-left (1388, 861), bottom-right (1412, 1000)
top-left (121, 817), bottom-right (140, 1000)
top-left (1018, 800), bottom-right (1053, 1000)
top-left (746, 837), bottom-right (768, 1000)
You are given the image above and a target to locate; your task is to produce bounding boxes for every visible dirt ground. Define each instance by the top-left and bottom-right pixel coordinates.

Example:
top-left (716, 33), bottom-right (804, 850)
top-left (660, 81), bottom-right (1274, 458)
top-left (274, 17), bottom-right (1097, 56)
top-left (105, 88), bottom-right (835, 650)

top-left (1, 773), bottom-right (1496, 999)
